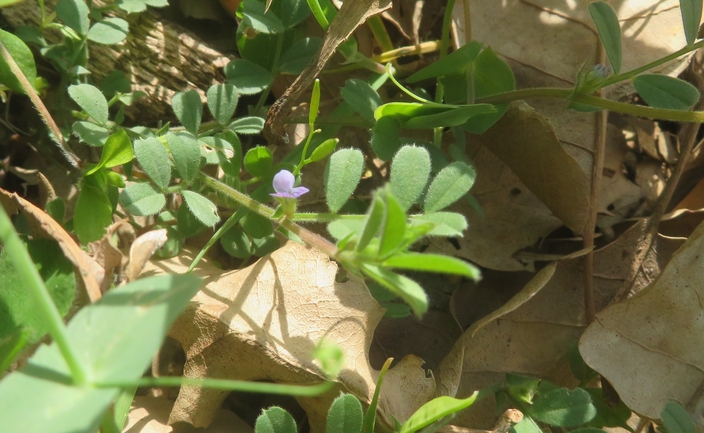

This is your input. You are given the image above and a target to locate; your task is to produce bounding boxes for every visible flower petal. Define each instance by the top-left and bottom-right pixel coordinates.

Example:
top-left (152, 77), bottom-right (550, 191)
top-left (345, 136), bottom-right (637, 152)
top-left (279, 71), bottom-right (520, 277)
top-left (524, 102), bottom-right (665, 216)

top-left (272, 170), bottom-right (295, 194)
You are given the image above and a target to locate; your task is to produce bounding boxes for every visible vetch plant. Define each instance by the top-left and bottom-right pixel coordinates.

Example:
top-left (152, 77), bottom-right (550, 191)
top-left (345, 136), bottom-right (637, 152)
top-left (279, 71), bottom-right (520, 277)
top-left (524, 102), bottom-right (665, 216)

top-left (271, 169), bottom-right (309, 216)
top-left (0, 0), bottom-right (704, 431)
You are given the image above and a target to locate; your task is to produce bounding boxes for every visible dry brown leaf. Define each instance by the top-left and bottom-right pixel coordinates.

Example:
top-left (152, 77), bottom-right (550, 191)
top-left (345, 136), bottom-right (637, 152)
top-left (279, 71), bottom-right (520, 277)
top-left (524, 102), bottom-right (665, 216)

top-left (264, 0), bottom-right (391, 144)
top-left (436, 220), bottom-right (685, 428)
top-left (428, 130), bottom-right (564, 272)
top-left (473, 101), bottom-right (591, 234)
top-left (142, 241), bottom-right (434, 431)
top-left (125, 229), bottom-right (168, 282)
top-left (0, 188), bottom-right (102, 302)
top-left (124, 396), bottom-right (253, 433)
top-left (579, 219), bottom-right (704, 421)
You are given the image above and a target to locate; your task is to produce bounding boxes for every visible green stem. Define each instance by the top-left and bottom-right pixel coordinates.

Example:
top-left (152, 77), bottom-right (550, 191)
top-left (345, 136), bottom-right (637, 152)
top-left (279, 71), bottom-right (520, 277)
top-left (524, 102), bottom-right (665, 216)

top-left (476, 88), bottom-right (704, 122)
top-left (253, 32), bottom-right (285, 115)
top-left (599, 39), bottom-right (704, 89)
top-left (284, 115), bottom-right (373, 128)
top-left (198, 173), bottom-right (338, 257)
top-left (434, 0), bottom-right (458, 147)
top-left (0, 206), bottom-right (89, 385)
top-left (187, 207), bottom-right (247, 273)
top-left (291, 213), bottom-right (365, 223)
top-left (96, 376), bottom-right (333, 396)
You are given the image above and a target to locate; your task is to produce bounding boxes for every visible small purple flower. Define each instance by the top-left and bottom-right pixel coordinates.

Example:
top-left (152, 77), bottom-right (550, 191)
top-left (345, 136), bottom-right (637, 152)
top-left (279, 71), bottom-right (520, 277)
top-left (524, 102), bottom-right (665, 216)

top-left (271, 170), bottom-right (309, 199)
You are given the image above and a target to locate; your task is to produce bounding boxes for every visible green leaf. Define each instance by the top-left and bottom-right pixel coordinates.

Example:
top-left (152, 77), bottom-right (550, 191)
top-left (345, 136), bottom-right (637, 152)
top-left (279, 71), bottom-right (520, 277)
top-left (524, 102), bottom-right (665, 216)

top-left (45, 197), bottom-right (66, 223)
top-left (0, 274), bottom-right (202, 433)
top-left (510, 418), bottom-right (543, 433)
top-left (244, 145), bottom-right (273, 177)
top-left (410, 212), bottom-right (468, 237)
top-left (87, 129), bottom-right (133, 175)
top-left (327, 394), bottom-right (363, 433)
top-left (390, 145), bottom-right (431, 211)
top-left (167, 131), bottom-right (201, 183)
top-left (87, 17), bottom-right (129, 45)
top-left (241, 211), bottom-right (273, 239)
top-left (177, 202), bottom-right (208, 238)
top-left (458, 47), bottom-right (515, 133)
top-left (255, 406), bottom-right (297, 433)
top-left (221, 224), bottom-right (251, 259)
top-left (74, 174), bottom-right (113, 243)
top-left (229, 116), bottom-right (265, 134)
top-left (324, 148), bottom-right (364, 213)
top-left (661, 402), bottom-right (696, 433)
top-left (341, 78), bottom-right (383, 123)
top-left (68, 84), bottom-right (109, 125)
top-left (378, 192), bottom-right (406, 259)
top-left (134, 137), bottom-right (171, 189)
top-left (404, 105), bottom-right (496, 129)
top-left (207, 83), bottom-right (239, 125)
top-left (265, 0), bottom-right (311, 30)
top-left (120, 183), bottom-right (166, 216)
top-left (243, 0), bottom-right (285, 34)
top-left (633, 74), bottom-right (700, 111)
top-left (584, 388), bottom-right (631, 429)
top-left (407, 41), bottom-right (483, 82)
top-left (72, 121), bottom-right (110, 147)
top-left (424, 162), bottom-right (476, 213)
top-left (370, 116), bottom-right (402, 161)
top-left (383, 253), bottom-right (480, 280)
top-left (280, 37), bottom-right (322, 75)
top-left (589, 1), bottom-right (622, 74)
top-left (527, 387), bottom-right (597, 427)
top-left (308, 138), bottom-right (338, 163)
top-left (327, 218), bottom-right (365, 241)
top-left (55, 0), bottom-right (90, 35)
top-left (680, 0), bottom-right (703, 45)
top-left (399, 394), bottom-right (479, 433)
top-left (361, 265), bottom-right (428, 318)
top-left (172, 90), bottom-right (202, 136)
top-left (182, 190), bottom-right (219, 227)
top-left (0, 28), bottom-right (37, 94)
top-left (0, 239), bottom-right (75, 356)
top-left (356, 194), bottom-right (384, 252)
top-left (224, 59), bottom-right (273, 95)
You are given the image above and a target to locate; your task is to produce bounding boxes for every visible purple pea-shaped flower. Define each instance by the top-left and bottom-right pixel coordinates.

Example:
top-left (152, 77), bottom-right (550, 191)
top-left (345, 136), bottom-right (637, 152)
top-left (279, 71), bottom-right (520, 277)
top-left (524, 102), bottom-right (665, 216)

top-left (271, 170), bottom-right (309, 198)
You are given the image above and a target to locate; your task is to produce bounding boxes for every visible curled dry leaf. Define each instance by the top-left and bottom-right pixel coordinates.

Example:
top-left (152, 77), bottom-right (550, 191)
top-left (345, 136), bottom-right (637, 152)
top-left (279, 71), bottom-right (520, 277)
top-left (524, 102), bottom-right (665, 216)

top-left (580, 219), bottom-right (704, 421)
top-left (124, 396), bottom-right (253, 433)
top-left (437, 220), bottom-right (685, 428)
top-left (473, 101), bottom-right (591, 234)
top-left (125, 228), bottom-right (168, 282)
top-left (428, 124), bottom-right (564, 272)
top-left (0, 188), bottom-right (102, 302)
top-left (141, 241), bottom-right (434, 431)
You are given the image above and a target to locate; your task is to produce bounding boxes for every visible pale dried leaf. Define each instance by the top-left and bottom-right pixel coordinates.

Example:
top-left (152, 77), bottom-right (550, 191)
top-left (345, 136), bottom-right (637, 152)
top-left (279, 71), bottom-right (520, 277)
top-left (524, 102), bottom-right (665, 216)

top-left (580, 219), bottom-right (704, 421)
top-left (474, 102), bottom-right (591, 234)
top-left (126, 229), bottom-right (168, 282)
top-left (142, 242), bottom-right (434, 431)
top-left (454, 1), bottom-right (692, 100)
top-left (437, 220), bottom-right (685, 428)
top-left (124, 396), bottom-right (253, 433)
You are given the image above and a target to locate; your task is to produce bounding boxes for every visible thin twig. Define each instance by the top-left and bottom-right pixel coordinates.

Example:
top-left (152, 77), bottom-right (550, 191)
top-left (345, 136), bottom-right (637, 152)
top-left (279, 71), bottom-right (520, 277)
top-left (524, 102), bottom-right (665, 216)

top-left (612, 73), bottom-right (704, 303)
top-left (582, 26), bottom-right (608, 325)
top-left (0, 41), bottom-right (80, 168)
